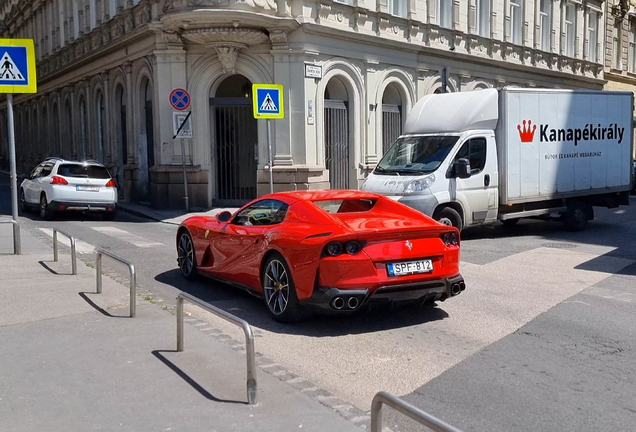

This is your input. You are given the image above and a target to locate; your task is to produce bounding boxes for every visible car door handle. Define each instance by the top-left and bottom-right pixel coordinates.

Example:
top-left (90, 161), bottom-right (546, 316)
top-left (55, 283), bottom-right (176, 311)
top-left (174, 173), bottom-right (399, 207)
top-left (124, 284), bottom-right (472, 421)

top-left (484, 174), bottom-right (490, 187)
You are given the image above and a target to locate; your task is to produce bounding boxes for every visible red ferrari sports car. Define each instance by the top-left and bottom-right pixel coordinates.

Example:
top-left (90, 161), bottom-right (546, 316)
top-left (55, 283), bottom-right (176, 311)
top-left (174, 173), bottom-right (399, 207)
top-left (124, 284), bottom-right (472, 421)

top-left (176, 190), bottom-right (465, 322)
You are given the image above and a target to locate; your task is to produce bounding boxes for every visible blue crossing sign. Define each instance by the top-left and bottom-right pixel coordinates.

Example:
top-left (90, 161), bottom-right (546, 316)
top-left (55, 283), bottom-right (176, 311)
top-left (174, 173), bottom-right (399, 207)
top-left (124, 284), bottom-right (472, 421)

top-left (0, 39), bottom-right (37, 93)
top-left (252, 84), bottom-right (284, 119)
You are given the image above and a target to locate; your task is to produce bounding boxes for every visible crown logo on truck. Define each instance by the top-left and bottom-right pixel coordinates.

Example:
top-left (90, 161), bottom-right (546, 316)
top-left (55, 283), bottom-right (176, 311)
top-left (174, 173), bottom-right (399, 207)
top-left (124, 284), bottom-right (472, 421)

top-left (517, 120), bottom-right (537, 143)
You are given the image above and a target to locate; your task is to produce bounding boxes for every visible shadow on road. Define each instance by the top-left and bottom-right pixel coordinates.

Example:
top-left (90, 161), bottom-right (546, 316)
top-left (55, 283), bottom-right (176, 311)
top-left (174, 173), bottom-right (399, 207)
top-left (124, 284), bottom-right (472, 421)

top-left (155, 268), bottom-right (451, 336)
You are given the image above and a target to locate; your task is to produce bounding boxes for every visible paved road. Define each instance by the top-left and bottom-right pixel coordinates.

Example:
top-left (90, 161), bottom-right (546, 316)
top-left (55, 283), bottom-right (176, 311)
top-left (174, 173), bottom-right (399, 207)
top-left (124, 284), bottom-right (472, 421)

top-left (2, 173), bottom-right (635, 431)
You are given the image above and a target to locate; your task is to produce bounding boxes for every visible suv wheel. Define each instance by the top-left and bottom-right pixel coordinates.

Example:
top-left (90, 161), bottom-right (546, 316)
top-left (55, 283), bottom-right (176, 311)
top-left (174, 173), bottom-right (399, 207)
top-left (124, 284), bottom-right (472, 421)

top-left (19, 189), bottom-right (29, 214)
top-left (40, 194), bottom-right (53, 221)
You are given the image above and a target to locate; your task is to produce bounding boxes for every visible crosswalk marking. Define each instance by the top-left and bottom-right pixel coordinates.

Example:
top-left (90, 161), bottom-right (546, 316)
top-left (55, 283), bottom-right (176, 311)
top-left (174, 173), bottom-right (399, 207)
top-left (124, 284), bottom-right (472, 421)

top-left (90, 226), bottom-right (163, 248)
top-left (38, 228), bottom-right (95, 254)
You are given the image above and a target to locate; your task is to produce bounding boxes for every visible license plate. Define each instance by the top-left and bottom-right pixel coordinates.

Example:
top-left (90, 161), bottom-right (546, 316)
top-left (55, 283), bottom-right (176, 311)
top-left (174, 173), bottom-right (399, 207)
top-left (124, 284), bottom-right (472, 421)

top-left (387, 259), bottom-right (433, 276)
top-left (76, 185), bottom-right (100, 192)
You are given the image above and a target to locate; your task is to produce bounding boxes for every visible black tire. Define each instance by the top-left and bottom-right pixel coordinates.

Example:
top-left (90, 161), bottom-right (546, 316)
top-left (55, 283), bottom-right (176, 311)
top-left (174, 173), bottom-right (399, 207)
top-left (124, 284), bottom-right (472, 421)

top-left (262, 252), bottom-right (302, 322)
top-left (564, 201), bottom-right (591, 231)
top-left (102, 211), bottom-right (116, 221)
top-left (501, 218), bottom-right (520, 227)
top-left (39, 194), bottom-right (53, 221)
top-left (434, 207), bottom-right (463, 232)
top-left (19, 189), bottom-right (29, 214)
top-left (177, 231), bottom-right (198, 279)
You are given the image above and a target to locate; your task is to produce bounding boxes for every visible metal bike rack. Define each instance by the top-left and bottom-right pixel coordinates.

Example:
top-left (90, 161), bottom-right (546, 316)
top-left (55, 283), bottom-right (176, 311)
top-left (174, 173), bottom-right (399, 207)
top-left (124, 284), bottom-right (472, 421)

top-left (96, 248), bottom-right (137, 318)
top-left (176, 292), bottom-right (257, 405)
top-left (371, 391), bottom-right (464, 432)
top-left (0, 219), bottom-right (21, 255)
top-left (53, 227), bottom-right (77, 275)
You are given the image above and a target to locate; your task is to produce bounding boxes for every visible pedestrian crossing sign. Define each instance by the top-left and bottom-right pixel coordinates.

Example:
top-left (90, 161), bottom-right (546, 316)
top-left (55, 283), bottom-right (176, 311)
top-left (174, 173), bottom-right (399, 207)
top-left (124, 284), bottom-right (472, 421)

top-left (252, 84), bottom-right (284, 119)
top-left (0, 39), bottom-right (37, 94)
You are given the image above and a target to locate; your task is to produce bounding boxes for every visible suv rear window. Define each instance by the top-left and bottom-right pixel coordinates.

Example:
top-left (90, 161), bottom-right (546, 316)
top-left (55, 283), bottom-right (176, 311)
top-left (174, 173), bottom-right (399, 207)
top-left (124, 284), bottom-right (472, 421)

top-left (313, 199), bottom-right (376, 213)
top-left (57, 164), bottom-right (111, 179)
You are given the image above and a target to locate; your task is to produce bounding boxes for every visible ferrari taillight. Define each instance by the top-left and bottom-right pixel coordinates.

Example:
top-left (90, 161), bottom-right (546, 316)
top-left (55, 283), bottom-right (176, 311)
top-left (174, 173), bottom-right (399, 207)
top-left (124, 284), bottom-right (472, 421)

top-left (50, 176), bottom-right (68, 185)
top-left (441, 232), bottom-right (459, 246)
top-left (324, 240), bottom-right (364, 256)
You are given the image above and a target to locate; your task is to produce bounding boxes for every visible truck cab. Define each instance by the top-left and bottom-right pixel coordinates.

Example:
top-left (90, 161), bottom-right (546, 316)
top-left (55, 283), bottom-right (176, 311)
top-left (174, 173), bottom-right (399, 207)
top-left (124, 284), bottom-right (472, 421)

top-left (362, 89), bottom-right (500, 231)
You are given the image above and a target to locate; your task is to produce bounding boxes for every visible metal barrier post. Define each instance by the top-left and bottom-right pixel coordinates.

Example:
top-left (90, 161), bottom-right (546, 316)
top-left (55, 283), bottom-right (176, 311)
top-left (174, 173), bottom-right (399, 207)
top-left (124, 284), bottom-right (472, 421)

top-left (176, 292), bottom-right (257, 405)
top-left (371, 391), bottom-right (463, 432)
top-left (95, 249), bottom-right (136, 318)
top-left (0, 219), bottom-right (21, 255)
top-left (52, 227), bottom-right (77, 275)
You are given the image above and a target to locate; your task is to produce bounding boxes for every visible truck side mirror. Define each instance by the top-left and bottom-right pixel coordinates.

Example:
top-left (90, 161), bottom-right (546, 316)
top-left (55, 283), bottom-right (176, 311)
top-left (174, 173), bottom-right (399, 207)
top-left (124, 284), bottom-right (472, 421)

top-left (216, 211), bottom-right (232, 223)
top-left (454, 158), bottom-right (471, 179)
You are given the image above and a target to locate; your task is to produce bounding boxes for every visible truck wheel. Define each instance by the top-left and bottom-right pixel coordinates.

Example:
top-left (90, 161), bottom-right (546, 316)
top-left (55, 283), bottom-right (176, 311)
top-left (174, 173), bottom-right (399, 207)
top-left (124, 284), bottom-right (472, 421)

top-left (434, 207), bottom-right (463, 231)
top-left (501, 218), bottom-right (519, 227)
top-left (564, 201), bottom-right (591, 231)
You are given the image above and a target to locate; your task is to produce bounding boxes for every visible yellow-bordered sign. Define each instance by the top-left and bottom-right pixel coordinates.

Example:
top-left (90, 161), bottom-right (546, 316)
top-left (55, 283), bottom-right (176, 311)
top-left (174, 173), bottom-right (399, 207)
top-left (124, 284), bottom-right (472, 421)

top-left (0, 39), bottom-right (37, 94)
top-left (252, 84), bottom-right (284, 119)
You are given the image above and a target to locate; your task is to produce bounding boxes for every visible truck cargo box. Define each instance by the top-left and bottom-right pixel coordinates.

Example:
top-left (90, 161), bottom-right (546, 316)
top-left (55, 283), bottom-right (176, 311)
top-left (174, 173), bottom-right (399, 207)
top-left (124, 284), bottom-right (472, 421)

top-left (496, 89), bottom-right (633, 205)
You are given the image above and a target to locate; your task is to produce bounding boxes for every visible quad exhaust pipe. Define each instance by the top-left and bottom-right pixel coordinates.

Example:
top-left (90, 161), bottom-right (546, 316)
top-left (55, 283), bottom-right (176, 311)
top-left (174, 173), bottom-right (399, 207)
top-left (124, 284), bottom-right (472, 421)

top-left (451, 283), bottom-right (461, 296)
top-left (332, 296), bottom-right (361, 310)
top-left (333, 297), bottom-right (345, 310)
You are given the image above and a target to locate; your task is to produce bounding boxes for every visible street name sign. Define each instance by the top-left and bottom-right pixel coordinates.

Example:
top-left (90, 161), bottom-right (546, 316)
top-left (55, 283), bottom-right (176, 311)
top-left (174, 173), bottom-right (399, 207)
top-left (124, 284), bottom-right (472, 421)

top-left (0, 39), bottom-right (37, 93)
top-left (252, 84), bottom-right (284, 119)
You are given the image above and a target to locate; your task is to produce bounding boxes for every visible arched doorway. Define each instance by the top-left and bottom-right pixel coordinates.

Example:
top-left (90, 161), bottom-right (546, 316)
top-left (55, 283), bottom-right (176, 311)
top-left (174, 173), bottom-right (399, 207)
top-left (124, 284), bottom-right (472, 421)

top-left (210, 74), bottom-right (257, 206)
top-left (96, 91), bottom-right (105, 163)
top-left (115, 84), bottom-right (127, 198)
top-left (138, 78), bottom-right (154, 202)
top-left (64, 99), bottom-right (73, 159)
top-left (324, 77), bottom-right (350, 189)
top-left (52, 102), bottom-right (60, 157)
top-left (382, 83), bottom-right (402, 154)
top-left (79, 97), bottom-right (88, 160)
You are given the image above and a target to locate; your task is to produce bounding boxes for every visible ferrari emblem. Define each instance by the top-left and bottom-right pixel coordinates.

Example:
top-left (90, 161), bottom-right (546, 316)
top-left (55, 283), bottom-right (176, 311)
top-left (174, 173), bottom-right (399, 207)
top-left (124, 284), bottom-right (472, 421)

top-left (204, 230), bottom-right (209, 238)
top-left (405, 240), bottom-right (413, 251)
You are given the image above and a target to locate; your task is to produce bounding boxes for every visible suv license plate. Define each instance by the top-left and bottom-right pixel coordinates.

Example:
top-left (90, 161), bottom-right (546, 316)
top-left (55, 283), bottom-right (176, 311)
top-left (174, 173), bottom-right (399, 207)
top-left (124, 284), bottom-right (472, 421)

top-left (387, 259), bottom-right (433, 276)
top-left (76, 185), bottom-right (100, 192)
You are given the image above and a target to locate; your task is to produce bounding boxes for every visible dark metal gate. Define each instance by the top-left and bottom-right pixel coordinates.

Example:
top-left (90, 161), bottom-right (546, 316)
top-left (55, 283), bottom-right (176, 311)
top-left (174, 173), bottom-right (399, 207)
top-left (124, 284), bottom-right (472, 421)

top-left (382, 104), bottom-right (402, 154)
top-left (211, 97), bottom-right (258, 206)
top-left (324, 100), bottom-right (349, 189)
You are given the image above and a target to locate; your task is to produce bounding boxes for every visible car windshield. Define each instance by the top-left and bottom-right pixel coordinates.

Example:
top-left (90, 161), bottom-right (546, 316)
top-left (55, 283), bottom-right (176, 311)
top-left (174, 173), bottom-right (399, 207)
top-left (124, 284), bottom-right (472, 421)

top-left (57, 164), bottom-right (111, 179)
top-left (313, 199), bottom-right (376, 213)
top-left (375, 135), bottom-right (459, 175)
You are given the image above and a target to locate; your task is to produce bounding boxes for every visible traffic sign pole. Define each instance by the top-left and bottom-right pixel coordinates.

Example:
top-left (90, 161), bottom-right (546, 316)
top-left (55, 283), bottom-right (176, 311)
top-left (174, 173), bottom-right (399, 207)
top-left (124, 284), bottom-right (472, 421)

top-left (7, 93), bottom-right (21, 254)
top-left (267, 119), bottom-right (273, 194)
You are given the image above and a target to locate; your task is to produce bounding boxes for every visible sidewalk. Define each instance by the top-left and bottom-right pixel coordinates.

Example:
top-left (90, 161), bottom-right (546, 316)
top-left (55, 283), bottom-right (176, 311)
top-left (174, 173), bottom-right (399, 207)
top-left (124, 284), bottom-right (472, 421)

top-left (0, 228), bottom-right (363, 432)
top-left (117, 200), bottom-right (240, 225)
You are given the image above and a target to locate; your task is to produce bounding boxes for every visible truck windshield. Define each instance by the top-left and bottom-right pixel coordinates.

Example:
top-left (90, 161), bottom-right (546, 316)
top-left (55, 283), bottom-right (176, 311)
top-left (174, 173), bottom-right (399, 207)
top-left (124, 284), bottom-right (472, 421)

top-left (375, 136), bottom-right (459, 175)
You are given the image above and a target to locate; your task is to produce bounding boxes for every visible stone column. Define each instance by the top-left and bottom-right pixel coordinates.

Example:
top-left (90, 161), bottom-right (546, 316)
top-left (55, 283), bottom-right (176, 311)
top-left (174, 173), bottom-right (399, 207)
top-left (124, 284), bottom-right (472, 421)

top-left (269, 29), bottom-right (294, 167)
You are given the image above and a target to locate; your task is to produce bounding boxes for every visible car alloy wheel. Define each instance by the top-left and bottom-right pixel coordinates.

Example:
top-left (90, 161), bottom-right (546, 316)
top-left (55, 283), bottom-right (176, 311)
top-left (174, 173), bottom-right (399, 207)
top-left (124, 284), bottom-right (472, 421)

top-left (177, 231), bottom-right (197, 279)
top-left (40, 195), bottom-right (52, 220)
top-left (19, 189), bottom-right (28, 213)
top-left (262, 253), bottom-right (301, 322)
top-left (264, 259), bottom-right (290, 315)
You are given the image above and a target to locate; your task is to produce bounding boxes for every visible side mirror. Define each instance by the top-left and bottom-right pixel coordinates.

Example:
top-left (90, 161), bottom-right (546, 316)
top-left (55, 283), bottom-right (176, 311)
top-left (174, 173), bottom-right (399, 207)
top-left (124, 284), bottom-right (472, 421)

top-left (215, 211), bottom-right (232, 223)
top-left (22, 173), bottom-right (29, 180)
top-left (453, 158), bottom-right (471, 179)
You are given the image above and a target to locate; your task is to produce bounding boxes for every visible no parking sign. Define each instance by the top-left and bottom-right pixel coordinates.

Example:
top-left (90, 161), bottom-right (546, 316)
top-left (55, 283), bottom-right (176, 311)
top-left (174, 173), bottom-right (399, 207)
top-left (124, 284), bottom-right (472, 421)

top-left (169, 88), bottom-right (191, 111)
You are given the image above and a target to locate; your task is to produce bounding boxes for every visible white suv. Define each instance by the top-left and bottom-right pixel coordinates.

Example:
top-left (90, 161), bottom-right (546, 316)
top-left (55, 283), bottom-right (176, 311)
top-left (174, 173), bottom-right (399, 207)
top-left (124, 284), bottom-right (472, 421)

top-left (20, 158), bottom-right (118, 220)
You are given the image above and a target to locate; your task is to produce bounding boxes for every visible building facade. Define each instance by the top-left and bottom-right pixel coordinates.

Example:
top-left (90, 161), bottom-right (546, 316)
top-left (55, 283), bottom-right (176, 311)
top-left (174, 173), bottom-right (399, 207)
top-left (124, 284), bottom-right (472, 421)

top-left (0, 0), bottom-right (608, 209)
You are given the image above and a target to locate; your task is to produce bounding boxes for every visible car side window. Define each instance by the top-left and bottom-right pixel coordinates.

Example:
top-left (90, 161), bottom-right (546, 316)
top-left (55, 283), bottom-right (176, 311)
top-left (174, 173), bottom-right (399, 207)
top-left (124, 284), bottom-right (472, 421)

top-left (29, 164), bottom-right (46, 179)
top-left (453, 137), bottom-right (487, 175)
top-left (232, 199), bottom-right (289, 226)
top-left (39, 163), bottom-right (54, 178)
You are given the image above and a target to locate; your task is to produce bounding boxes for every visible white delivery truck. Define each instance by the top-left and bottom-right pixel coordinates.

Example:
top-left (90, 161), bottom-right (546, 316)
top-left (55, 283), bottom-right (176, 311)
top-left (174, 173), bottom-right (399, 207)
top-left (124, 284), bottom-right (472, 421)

top-left (362, 88), bottom-right (634, 231)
